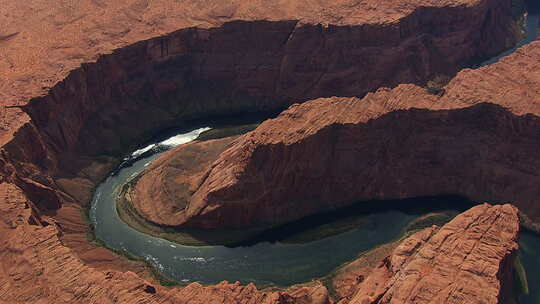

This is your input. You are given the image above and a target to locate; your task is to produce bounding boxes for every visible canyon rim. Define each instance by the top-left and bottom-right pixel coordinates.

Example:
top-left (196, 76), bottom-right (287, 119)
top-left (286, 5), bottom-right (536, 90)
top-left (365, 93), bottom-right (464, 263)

top-left (0, 0), bottom-right (538, 303)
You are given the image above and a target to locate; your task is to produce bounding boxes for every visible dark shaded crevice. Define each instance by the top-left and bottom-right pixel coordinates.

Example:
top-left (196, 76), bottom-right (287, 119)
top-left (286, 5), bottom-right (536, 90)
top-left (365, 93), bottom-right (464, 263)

top-left (0, 32), bottom-right (19, 42)
top-left (230, 195), bottom-right (474, 247)
top-left (185, 103), bottom-right (540, 228)
top-left (0, 0), bottom-right (521, 217)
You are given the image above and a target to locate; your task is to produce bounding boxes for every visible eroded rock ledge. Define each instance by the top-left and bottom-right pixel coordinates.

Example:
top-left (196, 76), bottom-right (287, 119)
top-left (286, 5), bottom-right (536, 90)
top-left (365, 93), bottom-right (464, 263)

top-left (0, 177), bottom-right (520, 303)
top-left (0, 0), bottom-right (519, 214)
top-left (0, 0), bottom-right (529, 302)
top-left (346, 203), bottom-right (520, 304)
top-left (155, 40), bottom-right (540, 229)
top-left (128, 137), bottom-right (237, 226)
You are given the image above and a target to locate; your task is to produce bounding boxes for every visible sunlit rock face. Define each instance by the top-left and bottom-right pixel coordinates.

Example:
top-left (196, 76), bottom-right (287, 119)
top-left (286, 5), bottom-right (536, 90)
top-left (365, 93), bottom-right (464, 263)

top-left (173, 41), bottom-right (540, 229)
top-left (0, 0), bottom-right (529, 303)
top-left (2, 0), bottom-right (518, 214)
top-left (348, 203), bottom-right (520, 304)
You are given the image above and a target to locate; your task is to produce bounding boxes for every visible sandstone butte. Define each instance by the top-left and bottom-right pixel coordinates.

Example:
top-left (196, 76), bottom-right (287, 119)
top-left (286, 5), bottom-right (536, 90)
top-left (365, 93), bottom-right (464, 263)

top-left (152, 40), bottom-right (540, 229)
top-left (0, 0), bottom-right (529, 302)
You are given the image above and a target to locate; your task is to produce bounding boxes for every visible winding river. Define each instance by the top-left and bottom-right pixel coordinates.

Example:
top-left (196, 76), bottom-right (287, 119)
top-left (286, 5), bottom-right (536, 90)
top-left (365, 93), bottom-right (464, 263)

top-left (90, 6), bottom-right (540, 302)
top-left (91, 127), bottom-right (462, 287)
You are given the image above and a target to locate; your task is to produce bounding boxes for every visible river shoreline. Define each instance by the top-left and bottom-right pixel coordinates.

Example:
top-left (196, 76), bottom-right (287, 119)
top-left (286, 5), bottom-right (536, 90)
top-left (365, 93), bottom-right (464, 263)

top-left (84, 0), bottom-right (540, 294)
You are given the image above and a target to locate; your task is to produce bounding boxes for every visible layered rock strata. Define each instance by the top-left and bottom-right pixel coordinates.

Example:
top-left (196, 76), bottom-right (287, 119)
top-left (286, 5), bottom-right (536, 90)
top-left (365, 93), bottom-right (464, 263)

top-left (0, 182), bottom-right (331, 303)
top-left (1, 0), bottom-right (519, 212)
top-left (345, 203), bottom-right (520, 304)
top-left (0, 0), bottom-right (522, 286)
top-left (0, 179), bottom-right (520, 303)
top-left (0, 0), bottom-right (530, 302)
top-left (156, 40), bottom-right (540, 228)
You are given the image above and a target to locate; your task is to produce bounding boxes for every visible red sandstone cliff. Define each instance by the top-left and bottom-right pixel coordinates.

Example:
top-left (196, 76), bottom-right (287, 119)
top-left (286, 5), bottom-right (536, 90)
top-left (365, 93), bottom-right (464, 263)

top-left (164, 40), bottom-right (540, 228)
top-left (1, 0), bottom-right (519, 214)
top-left (345, 204), bottom-right (520, 304)
top-left (0, 0), bottom-right (519, 146)
top-left (0, 179), bottom-right (520, 303)
top-left (0, 0), bottom-right (530, 303)
top-left (0, 179), bottom-right (331, 304)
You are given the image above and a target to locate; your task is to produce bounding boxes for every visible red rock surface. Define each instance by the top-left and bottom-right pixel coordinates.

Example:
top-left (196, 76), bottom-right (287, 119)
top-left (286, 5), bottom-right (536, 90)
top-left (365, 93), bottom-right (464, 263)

top-left (0, 181), bottom-right (331, 303)
top-left (0, 0), bottom-right (528, 303)
top-left (130, 137), bottom-right (236, 226)
top-left (171, 40), bottom-right (540, 228)
top-left (0, 179), bottom-right (520, 303)
top-left (345, 203), bottom-right (520, 304)
top-left (330, 240), bottom-right (401, 301)
top-left (0, 0), bottom-right (518, 147)
top-left (1, 0), bottom-right (518, 215)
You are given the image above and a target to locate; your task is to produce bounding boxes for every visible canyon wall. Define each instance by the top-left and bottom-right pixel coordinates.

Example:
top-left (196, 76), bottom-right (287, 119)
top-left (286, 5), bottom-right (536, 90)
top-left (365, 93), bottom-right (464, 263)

top-left (0, 177), bottom-right (519, 303)
top-left (346, 204), bottom-right (520, 304)
top-left (0, 0), bottom-right (519, 211)
top-left (0, 179), bottom-right (331, 303)
top-left (0, 0), bottom-right (530, 302)
top-left (168, 40), bottom-right (540, 228)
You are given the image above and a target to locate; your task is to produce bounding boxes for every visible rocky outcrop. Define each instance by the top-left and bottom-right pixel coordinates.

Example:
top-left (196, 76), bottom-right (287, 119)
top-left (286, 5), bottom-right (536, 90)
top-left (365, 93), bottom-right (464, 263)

top-left (0, 181), bottom-right (331, 304)
top-left (344, 203), bottom-right (520, 304)
top-left (1, 0), bottom-right (520, 214)
top-left (0, 0), bottom-right (530, 303)
top-left (0, 180), bottom-right (520, 304)
top-left (0, 0), bottom-right (524, 292)
top-left (129, 137), bottom-right (236, 226)
top-left (166, 40), bottom-right (540, 228)
top-left (0, 0), bottom-right (520, 143)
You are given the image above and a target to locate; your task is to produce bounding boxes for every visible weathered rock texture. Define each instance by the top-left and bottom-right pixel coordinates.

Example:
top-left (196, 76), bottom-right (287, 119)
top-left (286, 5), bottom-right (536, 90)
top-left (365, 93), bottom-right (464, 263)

top-left (0, 0), bottom-right (519, 145)
top-left (1, 0), bottom-right (519, 214)
top-left (0, 0), bottom-right (528, 302)
top-left (0, 181), bottom-right (331, 304)
top-left (0, 180), bottom-right (520, 304)
top-left (161, 40), bottom-right (540, 228)
top-left (344, 203), bottom-right (520, 304)
top-left (131, 137), bottom-right (236, 226)
top-left (330, 240), bottom-right (402, 301)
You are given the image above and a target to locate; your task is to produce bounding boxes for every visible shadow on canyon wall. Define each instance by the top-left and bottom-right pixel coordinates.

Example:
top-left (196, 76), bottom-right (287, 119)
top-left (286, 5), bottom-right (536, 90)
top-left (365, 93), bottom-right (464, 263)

top-left (0, 0), bottom-right (520, 221)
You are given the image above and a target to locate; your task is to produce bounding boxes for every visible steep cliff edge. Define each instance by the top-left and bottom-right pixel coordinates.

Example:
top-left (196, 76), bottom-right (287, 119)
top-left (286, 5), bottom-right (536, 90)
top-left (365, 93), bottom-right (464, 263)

top-left (1, 0), bottom-right (520, 214)
top-left (0, 182), bottom-right (520, 303)
top-left (344, 204), bottom-right (520, 304)
top-left (165, 40), bottom-right (540, 228)
top-left (0, 180), bottom-right (332, 303)
top-left (0, 0), bottom-right (520, 145)
top-left (0, 0), bottom-right (529, 302)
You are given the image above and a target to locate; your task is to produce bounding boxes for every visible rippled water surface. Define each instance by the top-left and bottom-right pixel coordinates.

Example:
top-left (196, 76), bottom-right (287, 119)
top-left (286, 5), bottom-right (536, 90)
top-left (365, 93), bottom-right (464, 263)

top-left (91, 127), bottom-right (458, 286)
top-left (89, 6), bottom-right (540, 299)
